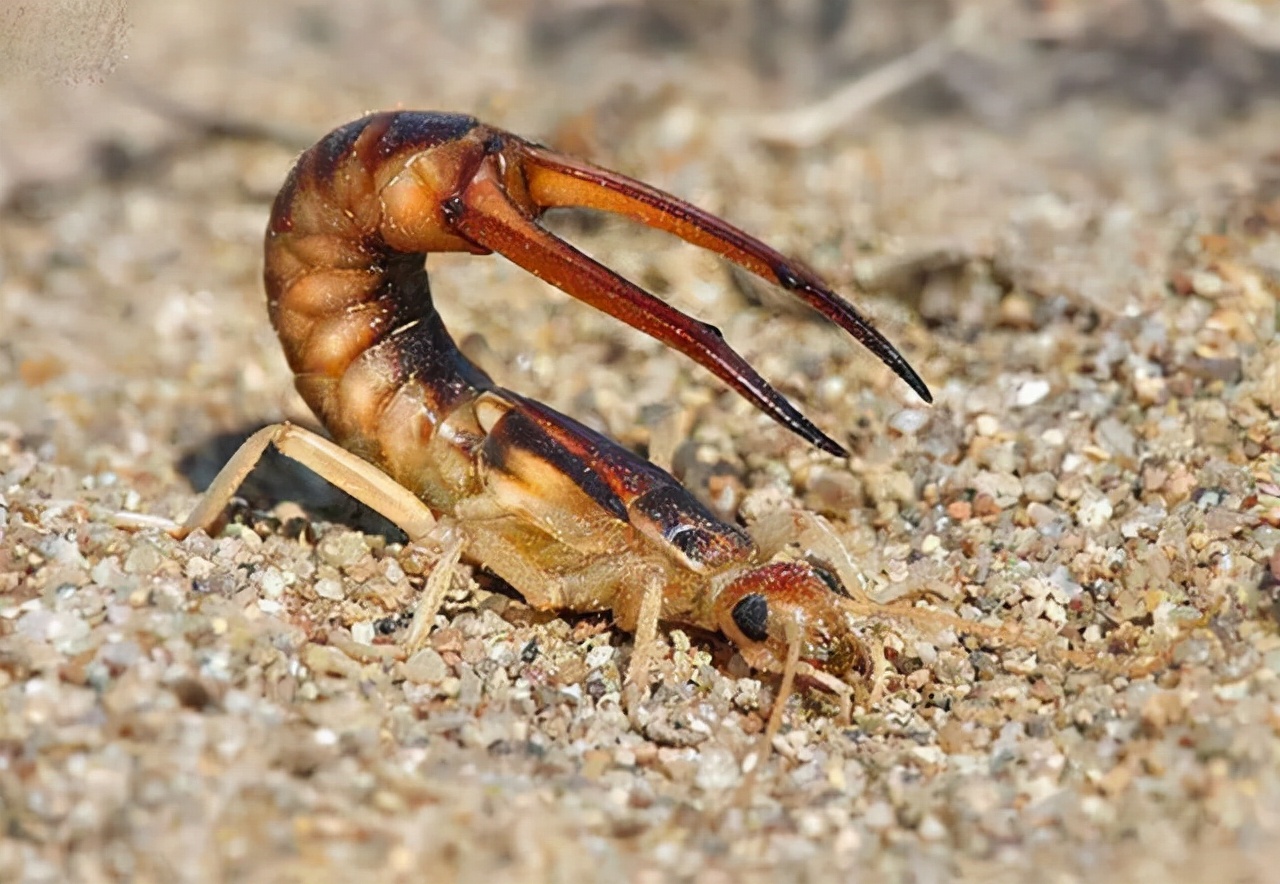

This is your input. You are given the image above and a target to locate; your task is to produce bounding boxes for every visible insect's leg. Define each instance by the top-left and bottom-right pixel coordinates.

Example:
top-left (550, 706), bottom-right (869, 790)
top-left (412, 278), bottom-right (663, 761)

top-left (764, 618), bottom-right (804, 747)
top-left (732, 616), bottom-right (804, 804)
top-left (622, 568), bottom-right (665, 729)
top-left (449, 516), bottom-right (571, 613)
top-left (403, 522), bottom-right (466, 653)
top-left (176, 422), bottom-right (438, 542)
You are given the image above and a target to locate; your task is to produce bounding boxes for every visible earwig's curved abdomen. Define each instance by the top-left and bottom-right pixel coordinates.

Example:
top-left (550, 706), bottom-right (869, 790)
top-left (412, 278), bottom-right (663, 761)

top-left (263, 112), bottom-right (505, 507)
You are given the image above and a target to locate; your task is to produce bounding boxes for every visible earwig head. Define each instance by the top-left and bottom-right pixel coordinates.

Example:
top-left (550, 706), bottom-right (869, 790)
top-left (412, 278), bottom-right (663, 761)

top-left (715, 561), bottom-right (869, 683)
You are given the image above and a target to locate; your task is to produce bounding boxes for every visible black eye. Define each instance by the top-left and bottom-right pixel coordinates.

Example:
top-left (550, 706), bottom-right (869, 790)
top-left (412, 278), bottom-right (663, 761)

top-left (808, 561), bottom-right (851, 598)
top-left (731, 593), bottom-right (770, 642)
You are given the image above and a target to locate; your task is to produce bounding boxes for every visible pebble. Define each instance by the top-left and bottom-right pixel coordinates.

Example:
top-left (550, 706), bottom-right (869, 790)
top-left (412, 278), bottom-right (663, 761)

top-left (1022, 472), bottom-right (1057, 503)
top-left (889, 408), bottom-right (930, 435)
top-left (863, 801), bottom-right (896, 832)
top-left (584, 644), bottom-right (615, 670)
top-left (694, 746), bottom-right (741, 792)
top-left (257, 567), bottom-right (289, 599)
top-left (919, 814), bottom-right (948, 841)
top-left (351, 621), bottom-right (375, 645)
top-left (458, 665), bottom-right (483, 708)
top-left (317, 531), bottom-right (370, 569)
top-left (16, 609), bottom-right (89, 652)
top-left (403, 648), bottom-right (448, 684)
top-left (123, 543), bottom-right (165, 575)
top-left (90, 558), bottom-right (128, 590)
top-left (98, 639), bottom-right (141, 670)
top-left (314, 578), bottom-right (345, 601)
top-left (1094, 417), bottom-right (1136, 460)
top-left (1014, 378), bottom-right (1050, 407)
top-left (1190, 270), bottom-right (1224, 297)
top-left (975, 414), bottom-right (1000, 437)
top-left (185, 556), bottom-right (215, 580)
top-left (972, 471), bottom-right (1022, 507)
top-left (1075, 489), bottom-right (1114, 529)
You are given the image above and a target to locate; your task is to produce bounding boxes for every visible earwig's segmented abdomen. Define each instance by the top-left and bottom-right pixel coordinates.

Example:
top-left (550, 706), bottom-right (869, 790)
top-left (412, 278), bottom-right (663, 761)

top-left (263, 112), bottom-right (500, 497)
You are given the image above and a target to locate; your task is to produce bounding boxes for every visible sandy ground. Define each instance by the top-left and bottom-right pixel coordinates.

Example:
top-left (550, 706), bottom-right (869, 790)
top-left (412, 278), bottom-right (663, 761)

top-left (2, 1), bottom-right (1280, 882)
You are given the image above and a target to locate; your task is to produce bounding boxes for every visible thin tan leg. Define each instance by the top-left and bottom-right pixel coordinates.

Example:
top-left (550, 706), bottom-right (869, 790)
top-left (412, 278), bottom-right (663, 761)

top-left (623, 570), bottom-right (665, 728)
top-left (176, 422), bottom-right (438, 541)
top-left (403, 524), bottom-right (466, 653)
top-left (731, 617), bottom-right (803, 808)
top-left (764, 618), bottom-right (803, 747)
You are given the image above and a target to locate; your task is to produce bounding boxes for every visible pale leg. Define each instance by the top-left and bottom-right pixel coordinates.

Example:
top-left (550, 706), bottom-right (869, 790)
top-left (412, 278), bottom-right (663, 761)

top-left (176, 422), bottom-right (438, 542)
top-left (622, 569), bottom-right (665, 728)
top-left (403, 524), bottom-right (466, 653)
top-left (730, 618), bottom-right (804, 808)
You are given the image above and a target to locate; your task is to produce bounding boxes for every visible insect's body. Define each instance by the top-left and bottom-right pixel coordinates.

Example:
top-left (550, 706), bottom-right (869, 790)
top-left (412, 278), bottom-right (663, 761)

top-left (184, 110), bottom-right (930, 708)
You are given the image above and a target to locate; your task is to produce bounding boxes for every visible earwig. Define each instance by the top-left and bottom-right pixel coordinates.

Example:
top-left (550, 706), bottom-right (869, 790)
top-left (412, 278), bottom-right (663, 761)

top-left (176, 111), bottom-right (933, 740)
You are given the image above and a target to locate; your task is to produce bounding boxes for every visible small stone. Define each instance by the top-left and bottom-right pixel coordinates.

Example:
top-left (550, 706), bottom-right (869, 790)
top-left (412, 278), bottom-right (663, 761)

top-left (403, 648), bottom-right (448, 684)
top-left (383, 559), bottom-right (405, 583)
top-left (694, 746), bottom-right (741, 792)
top-left (998, 292), bottom-right (1035, 328)
top-left (17, 609), bottom-right (89, 652)
top-left (90, 557), bottom-right (128, 590)
top-left (1094, 417), bottom-right (1136, 460)
top-left (314, 578), bottom-right (345, 601)
top-left (973, 493), bottom-right (1001, 517)
top-left (258, 567), bottom-right (289, 599)
top-left (98, 639), bottom-right (141, 670)
top-left (317, 531), bottom-right (370, 569)
top-left (1189, 270), bottom-right (1224, 297)
top-left (1022, 472), bottom-right (1057, 503)
top-left (351, 621), bottom-right (376, 645)
top-left (1027, 502), bottom-right (1059, 529)
top-left (1014, 378), bottom-right (1050, 407)
top-left (1133, 374), bottom-right (1168, 406)
top-left (458, 665), bottom-right (483, 708)
top-left (973, 471), bottom-right (1022, 507)
top-left (123, 542), bottom-right (165, 575)
top-left (889, 408), bottom-right (929, 435)
top-left (1075, 489), bottom-right (1113, 530)
top-left (185, 556), bottom-right (215, 580)
top-left (975, 414), bottom-right (999, 437)
top-left (584, 644), bottom-right (615, 670)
